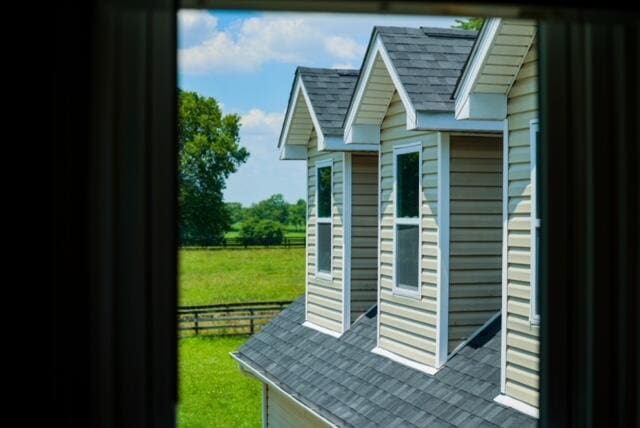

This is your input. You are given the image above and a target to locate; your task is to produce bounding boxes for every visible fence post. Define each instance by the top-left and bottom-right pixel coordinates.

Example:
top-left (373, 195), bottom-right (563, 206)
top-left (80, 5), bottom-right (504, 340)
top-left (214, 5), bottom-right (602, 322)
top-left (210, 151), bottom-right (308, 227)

top-left (249, 308), bottom-right (254, 335)
top-left (194, 311), bottom-right (199, 335)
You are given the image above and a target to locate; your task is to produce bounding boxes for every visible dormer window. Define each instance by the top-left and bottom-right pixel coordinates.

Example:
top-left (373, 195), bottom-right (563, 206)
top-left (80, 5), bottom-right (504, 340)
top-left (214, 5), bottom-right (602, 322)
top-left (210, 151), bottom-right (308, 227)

top-left (393, 145), bottom-right (421, 297)
top-left (316, 161), bottom-right (332, 277)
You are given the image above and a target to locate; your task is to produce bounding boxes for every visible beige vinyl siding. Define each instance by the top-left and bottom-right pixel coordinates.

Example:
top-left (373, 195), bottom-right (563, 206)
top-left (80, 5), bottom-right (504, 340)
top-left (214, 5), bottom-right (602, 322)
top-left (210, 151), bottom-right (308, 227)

top-left (265, 386), bottom-right (329, 428)
top-left (307, 132), bottom-right (344, 334)
top-left (475, 20), bottom-right (536, 94)
top-left (505, 41), bottom-right (540, 408)
top-left (350, 153), bottom-right (379, 322)
top-left (448, 136), bottom-right (502, 352)
top-left (379, 92), bottom-right (439, 368)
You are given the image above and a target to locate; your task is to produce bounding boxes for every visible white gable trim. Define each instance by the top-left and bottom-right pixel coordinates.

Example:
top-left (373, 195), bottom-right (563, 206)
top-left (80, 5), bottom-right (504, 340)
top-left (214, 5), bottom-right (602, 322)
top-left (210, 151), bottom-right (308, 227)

top-left (344, 35), bottom-right (417, 142)
top-left (454, 18), bottom-right (503, 120)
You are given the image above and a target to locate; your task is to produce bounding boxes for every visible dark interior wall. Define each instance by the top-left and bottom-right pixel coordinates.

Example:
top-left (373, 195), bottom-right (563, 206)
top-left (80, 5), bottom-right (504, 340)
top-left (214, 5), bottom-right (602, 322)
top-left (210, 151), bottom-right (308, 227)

top-left (539, 21), bottom-right (639, 427)
top-left (49, 1), bottom-right (177, 427)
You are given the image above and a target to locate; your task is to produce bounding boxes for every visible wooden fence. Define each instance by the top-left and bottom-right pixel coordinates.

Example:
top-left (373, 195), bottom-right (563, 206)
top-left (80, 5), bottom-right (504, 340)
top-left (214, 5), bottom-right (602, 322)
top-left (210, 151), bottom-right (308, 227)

top-left (182, 236), bottom-right (305, 249)
top-left (178, 300), bottom-right (293, 337)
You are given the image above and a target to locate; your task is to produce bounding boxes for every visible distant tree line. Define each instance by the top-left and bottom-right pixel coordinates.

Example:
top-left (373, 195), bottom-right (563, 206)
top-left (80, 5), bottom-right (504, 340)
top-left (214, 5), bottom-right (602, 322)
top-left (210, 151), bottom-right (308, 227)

top-left (226, 194), bottom-right (306, 244)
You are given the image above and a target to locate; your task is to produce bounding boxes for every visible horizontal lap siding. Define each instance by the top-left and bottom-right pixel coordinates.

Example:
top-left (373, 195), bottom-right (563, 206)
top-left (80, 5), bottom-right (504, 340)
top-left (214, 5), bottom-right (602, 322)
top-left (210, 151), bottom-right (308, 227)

top-left (266, 386), bottom-right (329, 428)
top-left (505, 42), bottom-right (540, 408)
top-left (379, 92), bottom-right (438, 368)
top-left (351, 153), bottom-right (379, 322)
top-left (448, 136), bottom-right (502, 353)
top-left (307, 133), bottom-right (343, 333)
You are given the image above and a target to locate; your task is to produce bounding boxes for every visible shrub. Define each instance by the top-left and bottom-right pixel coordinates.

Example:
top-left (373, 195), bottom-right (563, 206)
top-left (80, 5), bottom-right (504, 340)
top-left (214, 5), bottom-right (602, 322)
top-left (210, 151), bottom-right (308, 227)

top-left (239, 219), bottom-right (285, 244)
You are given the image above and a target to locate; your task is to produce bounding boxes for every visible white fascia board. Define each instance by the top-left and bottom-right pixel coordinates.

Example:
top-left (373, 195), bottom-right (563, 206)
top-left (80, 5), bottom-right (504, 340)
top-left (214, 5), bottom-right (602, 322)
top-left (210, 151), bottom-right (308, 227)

top-left (345, 123), bottom-right (380, 145)
top-left (231, 353), bottom-right (339, 427)
top-left (456, 93), bottom-right (508, 121)
top-left (343, 35), bottom-right (417, 143)
top-left (321, 135), bottom-right (378, 152)
top-left (415, 111), bottom-right (503, 132)
top-left (453, 18), bottom-right (503, 118)
top-left (279, 144), bottom-right (306, 160)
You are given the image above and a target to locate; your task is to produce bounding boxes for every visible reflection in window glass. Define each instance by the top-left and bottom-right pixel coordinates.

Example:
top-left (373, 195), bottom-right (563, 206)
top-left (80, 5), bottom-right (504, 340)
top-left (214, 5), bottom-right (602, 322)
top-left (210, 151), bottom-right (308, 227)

top-left (397, 152), bottom-right (419, 218)
top-left (317, 223), bottom-right (331, 274)
top-left (317, 166), bottom-right (332, 218)
top-left (396, 224), bottom-right (419, 290)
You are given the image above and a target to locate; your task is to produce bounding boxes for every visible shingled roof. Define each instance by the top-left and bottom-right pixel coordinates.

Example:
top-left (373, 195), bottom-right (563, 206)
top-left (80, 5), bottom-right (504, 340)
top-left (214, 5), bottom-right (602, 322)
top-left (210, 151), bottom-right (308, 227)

top-left (297, 67), bottom-right (359, 136)
top-left (234, 299), bottom-right (537, 427)
top-left (369, 26), bottom-right (477, 112)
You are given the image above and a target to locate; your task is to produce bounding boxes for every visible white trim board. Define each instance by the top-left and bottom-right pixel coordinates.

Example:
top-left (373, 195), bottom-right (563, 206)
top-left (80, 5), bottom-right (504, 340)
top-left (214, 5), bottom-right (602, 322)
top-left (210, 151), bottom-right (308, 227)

top-left (342, 152), bottom-right (352, 332)
top-left (302, 321), bottom-right (343, 338)
top-left (494, 394), bottom-right (540, 419)
top-left (371, 346), bottom-right (438, 376)
top-left (435, 132), bottom-right (450, 368)
top-left (453, 18), bottom-right (502, 117)
top-left (500, 118), bottom-right (509, 394)
top-left (232, 353), bottom-right (338, 427)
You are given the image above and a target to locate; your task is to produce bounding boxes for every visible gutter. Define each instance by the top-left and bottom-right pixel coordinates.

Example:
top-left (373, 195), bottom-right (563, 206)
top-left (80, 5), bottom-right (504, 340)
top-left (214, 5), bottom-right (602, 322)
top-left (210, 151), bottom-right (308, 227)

top-left (230, 352), bottom-right (339, 428)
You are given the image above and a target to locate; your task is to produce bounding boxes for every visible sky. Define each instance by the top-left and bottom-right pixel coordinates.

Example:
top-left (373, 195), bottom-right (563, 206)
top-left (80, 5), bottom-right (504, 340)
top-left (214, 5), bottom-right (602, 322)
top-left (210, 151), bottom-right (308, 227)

top-left (178, 10), bottom-right (462, 206)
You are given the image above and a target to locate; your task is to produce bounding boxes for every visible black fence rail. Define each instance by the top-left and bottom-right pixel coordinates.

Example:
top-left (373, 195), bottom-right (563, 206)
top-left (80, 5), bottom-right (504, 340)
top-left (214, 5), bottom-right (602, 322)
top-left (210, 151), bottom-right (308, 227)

top-left (178, 300), bottom-right (293, 337)
top-left (182, 236), bottom-right (305, 249)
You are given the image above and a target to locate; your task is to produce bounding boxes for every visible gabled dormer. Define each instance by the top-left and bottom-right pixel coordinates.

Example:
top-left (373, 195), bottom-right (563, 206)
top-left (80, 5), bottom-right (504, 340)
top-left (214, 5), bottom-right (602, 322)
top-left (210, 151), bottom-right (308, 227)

top-left (279, 67), bottom-right (380, 337)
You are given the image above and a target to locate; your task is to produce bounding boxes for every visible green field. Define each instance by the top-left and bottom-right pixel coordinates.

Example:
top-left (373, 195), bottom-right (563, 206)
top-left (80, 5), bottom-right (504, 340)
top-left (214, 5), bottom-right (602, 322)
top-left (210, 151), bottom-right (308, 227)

top-left (179, 248), bottom-right (305, 427)
top-left (179, 248), bottom-right (305, 306)
top-left (179, 336), bottom-right (261, 428)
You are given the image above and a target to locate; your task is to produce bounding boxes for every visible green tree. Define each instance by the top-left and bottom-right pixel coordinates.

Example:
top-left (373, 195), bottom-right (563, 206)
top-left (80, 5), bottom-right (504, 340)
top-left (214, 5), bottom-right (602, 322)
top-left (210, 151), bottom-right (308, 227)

top-left (179, 90), bottom-right (249, 245)
top-left (225, 202), bottom-right (245, 225)
top-left (289, 199), bottom-right (307, 231)
top-left (247, 194), bottom-right (289, 224)
top-left (452, 18), bottom-right (484, 31)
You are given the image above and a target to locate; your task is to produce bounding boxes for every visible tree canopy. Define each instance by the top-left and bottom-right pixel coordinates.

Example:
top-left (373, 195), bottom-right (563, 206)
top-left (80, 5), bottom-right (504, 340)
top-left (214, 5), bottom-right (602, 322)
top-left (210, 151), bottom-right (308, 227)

top-left (179, 90), bottom-right (249, 245)
top-left (452, 18), bottom-right (484, 31)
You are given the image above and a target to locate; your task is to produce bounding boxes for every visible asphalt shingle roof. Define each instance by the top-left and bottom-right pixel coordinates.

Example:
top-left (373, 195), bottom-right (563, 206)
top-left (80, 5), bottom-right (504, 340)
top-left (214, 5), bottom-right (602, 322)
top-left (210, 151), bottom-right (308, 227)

top-left (371, 26), bottom-right (477, 112)
top-left (235, 298), bottom-right (536, 427)
top-left (297, 67), bottom-right (360, 136)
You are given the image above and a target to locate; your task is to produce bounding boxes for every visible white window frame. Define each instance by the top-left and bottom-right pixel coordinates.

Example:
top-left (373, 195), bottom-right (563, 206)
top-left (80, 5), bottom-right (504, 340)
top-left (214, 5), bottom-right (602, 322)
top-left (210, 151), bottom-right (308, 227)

top-left (392, 143), bottom-right (422, 299)
top-left (315, 158), bottom-right (333, 280)
top-left (529, 119), bottom-right (541, 324)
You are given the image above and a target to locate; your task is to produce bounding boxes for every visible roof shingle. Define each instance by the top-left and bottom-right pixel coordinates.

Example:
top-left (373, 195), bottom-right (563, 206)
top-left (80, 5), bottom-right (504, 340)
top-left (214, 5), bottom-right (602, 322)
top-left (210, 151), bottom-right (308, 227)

top-left (235, 298), bottom-right (536, 427)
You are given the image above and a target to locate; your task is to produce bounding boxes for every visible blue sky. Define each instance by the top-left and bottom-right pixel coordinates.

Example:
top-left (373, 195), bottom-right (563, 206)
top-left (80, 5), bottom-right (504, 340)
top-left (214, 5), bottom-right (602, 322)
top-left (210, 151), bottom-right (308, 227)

top-left (178, 10), bottom-right (462, 205)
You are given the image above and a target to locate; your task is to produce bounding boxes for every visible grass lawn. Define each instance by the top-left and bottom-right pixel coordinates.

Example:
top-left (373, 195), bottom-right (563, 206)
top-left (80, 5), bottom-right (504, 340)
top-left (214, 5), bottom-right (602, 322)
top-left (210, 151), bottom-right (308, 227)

top-left (179, 336), bottom-right (260, 428)
top-left (179, 248), bottom-right (305, 306)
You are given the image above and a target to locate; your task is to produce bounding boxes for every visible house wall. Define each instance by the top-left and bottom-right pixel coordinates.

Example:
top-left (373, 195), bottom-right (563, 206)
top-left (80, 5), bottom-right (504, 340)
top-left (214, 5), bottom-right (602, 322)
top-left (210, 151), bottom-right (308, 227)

top-left (265, 385), bottom-right (329, 428)
top-left (378, 92), bottom-right (439, 368)
top-left (306, 131), bottom-right (344, 334)
top-left (504, 42), bottom-right (540, 408)
top-left (350, 153), bottom-right (379, 323)
top-left (448, 136), bottom-right (502, 352)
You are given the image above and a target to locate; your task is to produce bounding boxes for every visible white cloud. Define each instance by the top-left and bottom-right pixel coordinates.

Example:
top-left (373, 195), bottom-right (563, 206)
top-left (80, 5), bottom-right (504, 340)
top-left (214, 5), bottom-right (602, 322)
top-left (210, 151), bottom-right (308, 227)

top-left (324, 36), bottom-right (364, 60)
top-left (241, 109), bottom-right (284, 135)
top-left (178, 10), bottom-right (218, 47)
top-left (332, 63), bottom-right (358, 70)
top-left (179, 12), bottom-right (459, 75)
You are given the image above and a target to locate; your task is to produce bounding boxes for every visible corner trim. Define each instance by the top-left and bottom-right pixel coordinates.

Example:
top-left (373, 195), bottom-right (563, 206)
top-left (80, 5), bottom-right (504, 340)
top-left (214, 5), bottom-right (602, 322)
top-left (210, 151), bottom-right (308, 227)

top-left (494, 394), bottom-right (540, 419)
top-left (435, 132), bottom-right (450, 368)
top-left (372, 346), bottom-right (438, 375)
top-left (232, 353), bottom-right (338, 427)
top-left (342, 152), bottom-right (352, 332)
top-left (500, 118), bottom-right (509, 394)
top-left (302, 321), bottom-right (342, 338)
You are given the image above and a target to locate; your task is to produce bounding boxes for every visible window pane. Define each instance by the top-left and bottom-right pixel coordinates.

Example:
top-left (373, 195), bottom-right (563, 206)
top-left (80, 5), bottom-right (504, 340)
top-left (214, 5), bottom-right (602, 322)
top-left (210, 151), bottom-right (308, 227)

top-left (397, 152), bottom-right (419, 218)
top-left (317, 166), bottom-right (332, 218)
top-left (396, 224), bottom-right (419, 290)
top-left (318, 223), bottom-right (331, 273)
